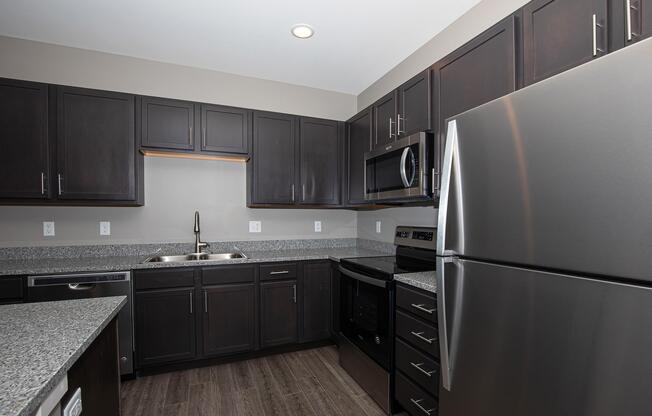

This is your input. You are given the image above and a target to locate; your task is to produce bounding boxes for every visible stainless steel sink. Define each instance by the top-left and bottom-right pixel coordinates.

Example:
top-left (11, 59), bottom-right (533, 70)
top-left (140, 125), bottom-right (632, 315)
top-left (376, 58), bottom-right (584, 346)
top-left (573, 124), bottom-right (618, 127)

top-left (144, 252), bottom-right (247, 263)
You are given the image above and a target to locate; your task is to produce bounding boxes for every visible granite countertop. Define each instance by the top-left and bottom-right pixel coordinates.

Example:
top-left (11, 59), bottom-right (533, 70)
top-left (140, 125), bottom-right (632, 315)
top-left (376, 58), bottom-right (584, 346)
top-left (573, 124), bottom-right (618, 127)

top-left (394, 271), bottom-right (437, 293)
top-left (0, 247), bottom-right (390, 277)
top-left (0, 296), bottom-right (126, 416)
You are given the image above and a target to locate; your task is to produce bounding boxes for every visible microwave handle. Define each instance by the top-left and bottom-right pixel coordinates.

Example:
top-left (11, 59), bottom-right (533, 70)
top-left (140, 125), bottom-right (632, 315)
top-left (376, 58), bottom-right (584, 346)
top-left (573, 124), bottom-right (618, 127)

top-left (400, 147), bottom-right (415, 188)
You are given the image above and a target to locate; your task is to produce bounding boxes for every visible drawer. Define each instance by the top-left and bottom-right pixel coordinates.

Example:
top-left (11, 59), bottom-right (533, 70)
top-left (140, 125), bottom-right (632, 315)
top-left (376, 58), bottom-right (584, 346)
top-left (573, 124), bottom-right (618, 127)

top-left (396, 310), bottom-right (439, 358)
top-left (0, 276), bottom-right (23, 302)
top-left (202, 264), bottom-right (256, 285)
top-left (397, 283), bottom-right (437, 324)
top-left (260, 263), bottom-right (298, 281)
top-left (134, 268), bottom-right (195, 290)
top-left (396, 338), bottom-right (439, 395)
top-left (395, 371), bottom-right (438, 416)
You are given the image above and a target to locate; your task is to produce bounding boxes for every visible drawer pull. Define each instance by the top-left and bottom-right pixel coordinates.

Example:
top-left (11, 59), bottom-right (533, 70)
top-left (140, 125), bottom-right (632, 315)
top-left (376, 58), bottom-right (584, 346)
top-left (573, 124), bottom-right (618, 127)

top-left (411, 303), bottom-right (435, 314)
top-left (270, 270), bottom-right (289, 275)
top-left (410, 362), bottom-right (436, 377)
top-left (411, 331), bottom-right (437, 344)
top-left (410, 398), bottom-right (435, 415)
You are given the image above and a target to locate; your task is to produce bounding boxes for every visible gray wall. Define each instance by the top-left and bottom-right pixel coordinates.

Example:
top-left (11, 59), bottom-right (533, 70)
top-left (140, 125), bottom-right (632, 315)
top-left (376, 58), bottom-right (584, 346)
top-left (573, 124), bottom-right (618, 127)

top-left (357, 207), bottom-right (437, 243)
top-left (0, 36), bottom-right (356, 120)
top-left (0, 157), bottom-right (357, 247)
top-left (357, 0), bottom-right (530, 110)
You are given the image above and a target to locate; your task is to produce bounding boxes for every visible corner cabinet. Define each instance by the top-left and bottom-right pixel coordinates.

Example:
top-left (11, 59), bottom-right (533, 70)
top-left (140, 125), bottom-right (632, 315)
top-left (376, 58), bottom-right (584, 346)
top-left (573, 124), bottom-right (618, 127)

top-left (345, 107), bottom-right (373, 205)
top-left (57, 86), bottom-right (140, 202)
top-left (0, 79), bottom-right (49, 200)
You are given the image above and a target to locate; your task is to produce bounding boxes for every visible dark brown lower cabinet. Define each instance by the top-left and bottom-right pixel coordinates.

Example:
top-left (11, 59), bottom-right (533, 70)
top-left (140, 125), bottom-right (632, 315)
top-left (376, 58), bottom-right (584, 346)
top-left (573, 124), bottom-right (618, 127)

top-left (260, 280), bottom-right (298, 348)
top-left (301, 262), bottom-right (331, 342)
top-left (203, 283), bottom-right (256, 356)
top-left (62, 318), bottom-right (120, 416)
top-left (135, 287), bottom-right (197, 367)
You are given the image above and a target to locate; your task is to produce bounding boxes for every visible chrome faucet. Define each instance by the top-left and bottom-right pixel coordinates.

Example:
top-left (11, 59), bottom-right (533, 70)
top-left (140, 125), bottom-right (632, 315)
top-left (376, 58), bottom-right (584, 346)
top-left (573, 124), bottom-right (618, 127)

top-left (193, 211), bottom-right (209, 254)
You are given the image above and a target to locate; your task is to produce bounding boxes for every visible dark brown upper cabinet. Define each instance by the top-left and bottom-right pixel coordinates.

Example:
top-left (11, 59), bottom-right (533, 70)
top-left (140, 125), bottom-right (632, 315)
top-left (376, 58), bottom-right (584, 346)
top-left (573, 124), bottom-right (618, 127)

top-left (434, 14), bottom-right (520, 192)
top-left (298, 117), bottom-right (340, 205)
top-left (345, 107), bottom-right (373, 205)
top-left (140, 96), bottom-right (195, 150)
top-left (56, 86), bottom-right (141, 203)
top-left (612, 0), bottom-right (652, 49)
top-left (0, 79), bottom-right (49, 200)
top-left (202, 283), bottom-right (256, 357)
top-left (260, 279), bottom-right (298, 348)
top-left (200, 104), bottom-right (250, 154)
top-left (249, 111), bottom-right (297, 205)
top-left (372, 90), bottom-right (398, 150)
top-left (397, 69), bottom-right (433, 138)
top-left (523, 0), bottom-right (607, 86)
top-left (300, 262), bottom-right (331, 342)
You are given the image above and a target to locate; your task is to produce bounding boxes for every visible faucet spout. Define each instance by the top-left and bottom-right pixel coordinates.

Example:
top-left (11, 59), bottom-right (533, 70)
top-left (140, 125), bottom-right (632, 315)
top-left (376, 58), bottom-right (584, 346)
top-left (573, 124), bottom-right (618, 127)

top-left (194, 211), bottom-right (200, 233)
top-left (193, 211), bottom-right (209, 254)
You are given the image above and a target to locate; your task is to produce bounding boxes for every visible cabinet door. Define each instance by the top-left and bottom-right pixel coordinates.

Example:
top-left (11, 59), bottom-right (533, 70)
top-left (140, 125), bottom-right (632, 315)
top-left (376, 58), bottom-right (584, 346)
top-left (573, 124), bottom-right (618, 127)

top-left (0, 79), bottom-right (49, 199)
top-left (250, 111), bottom-right (297, 205)
top-left (299, 117), bottom-right (340, 205)
top-left (398, 69), bottom-right (432, 137)
top-left (203, 283), bottom-right (256, 357)
top-left (141, 96), bottom-right (194, 150)
top-left (372, 90), bottom-right (398, 149)
top-left (436, 14), bottom-right (520, 189)
top-left (260, 280), bottom-right (298, 347)
top-left (346, 107), bottom-right (372, 205)
top-left (56, 87), bottom-right (137, 201)
top-left (301, 262), bottom-right (331, 342)
top-left (135, 287), bottom-right (197, 367)
top-left (623, 0), bottom-right (652, 45)
top-left (523, 0), bottom-right (608, 86)
top-left (201, 104), bottom-right (250, 154)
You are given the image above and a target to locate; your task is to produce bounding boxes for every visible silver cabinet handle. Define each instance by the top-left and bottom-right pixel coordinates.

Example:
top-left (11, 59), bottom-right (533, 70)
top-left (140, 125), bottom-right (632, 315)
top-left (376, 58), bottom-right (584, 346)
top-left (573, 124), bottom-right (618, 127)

top-left (410, 362), bottom-right (436, 377)
top-left (57, 174), bottom-right (63, 196)
top-left (204, 290), bottom-right (208, 313)
top-left (411, 331), bottom-right (436, 344)
top-left (592, 14), bottom-right (605, 57)
top-left (397, 113), bottom-right (405, 135)
top-left (189, 291), bottom-right (193, 314)
top-left (292, 284), bottom-right (297, 303)
top-left (388, 117), bottom-right (396, 138)
top-left (270, 270), bottom-right (289, 275)
top-left (41, 172), bottom-right (46, 195)
top-left (202, 127), bottom-right (207, 148)
top-left (626, 0), bottom-right (640, 41)
top-left (410, 398), bottom-right (435, 415)
top-left (411, 303), bottom-right (435, 314)
top-left (302, 184), bottom-right (306, 201)
top-left (189, 125), bottom-right (193, 145)
top-left (291, 184), bottom-right (295, 202)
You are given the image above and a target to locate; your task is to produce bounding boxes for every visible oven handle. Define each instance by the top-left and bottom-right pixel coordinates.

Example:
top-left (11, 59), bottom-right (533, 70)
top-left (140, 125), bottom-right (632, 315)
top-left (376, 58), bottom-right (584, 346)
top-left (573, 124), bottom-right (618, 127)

top-left (338, 266), bottom-right (388, 289)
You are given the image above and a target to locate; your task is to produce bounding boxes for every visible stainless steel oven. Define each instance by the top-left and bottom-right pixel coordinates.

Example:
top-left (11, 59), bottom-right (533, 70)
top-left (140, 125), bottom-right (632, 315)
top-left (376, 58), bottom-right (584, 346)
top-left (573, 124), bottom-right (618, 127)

top-left (364, 132), bottom-right (433, 202)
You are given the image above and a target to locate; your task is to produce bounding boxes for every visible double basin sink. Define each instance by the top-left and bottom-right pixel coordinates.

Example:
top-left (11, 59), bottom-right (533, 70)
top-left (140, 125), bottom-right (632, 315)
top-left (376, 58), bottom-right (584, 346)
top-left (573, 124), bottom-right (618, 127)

top-left (144, 252), bottom-right (247, 263)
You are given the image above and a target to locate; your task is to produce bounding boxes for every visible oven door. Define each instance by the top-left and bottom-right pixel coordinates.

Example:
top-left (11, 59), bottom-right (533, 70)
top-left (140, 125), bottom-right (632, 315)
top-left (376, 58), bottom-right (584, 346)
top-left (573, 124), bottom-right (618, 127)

top-left (339, 265), bottom-right (393, 370)
top-left (364, 132), bottom-right (430, 201)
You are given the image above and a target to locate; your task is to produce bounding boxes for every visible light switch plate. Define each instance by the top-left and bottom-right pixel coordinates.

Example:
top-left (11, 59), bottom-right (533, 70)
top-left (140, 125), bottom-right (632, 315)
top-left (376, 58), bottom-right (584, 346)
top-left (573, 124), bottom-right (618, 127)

top-left (43, 221), bottom-right (55, 237)
top-left (99, 221), bottom-right (111, 236)
top-left (375, 221), bottom-right (382, 234)
top-left (314, 221), bottom-right (322, 232)
top-left (249, 221), bottom-right (262, 233)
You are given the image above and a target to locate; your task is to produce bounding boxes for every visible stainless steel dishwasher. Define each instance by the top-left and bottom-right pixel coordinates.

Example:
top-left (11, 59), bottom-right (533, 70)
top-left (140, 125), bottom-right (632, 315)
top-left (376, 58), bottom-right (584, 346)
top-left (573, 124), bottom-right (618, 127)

top-left (27, 271), bottom-right (134, 375)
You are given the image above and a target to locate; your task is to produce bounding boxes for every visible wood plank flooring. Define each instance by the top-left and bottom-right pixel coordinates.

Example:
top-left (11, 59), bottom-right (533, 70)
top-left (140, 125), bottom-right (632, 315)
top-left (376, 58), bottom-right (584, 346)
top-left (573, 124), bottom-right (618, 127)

top-left (121, 346), bottom-right (386, 416)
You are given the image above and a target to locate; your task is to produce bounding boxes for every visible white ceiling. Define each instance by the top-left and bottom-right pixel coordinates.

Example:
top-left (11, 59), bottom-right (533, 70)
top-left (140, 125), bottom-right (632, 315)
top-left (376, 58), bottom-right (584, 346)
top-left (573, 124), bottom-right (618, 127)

top-left (0, 0), bottom-right (480, 94)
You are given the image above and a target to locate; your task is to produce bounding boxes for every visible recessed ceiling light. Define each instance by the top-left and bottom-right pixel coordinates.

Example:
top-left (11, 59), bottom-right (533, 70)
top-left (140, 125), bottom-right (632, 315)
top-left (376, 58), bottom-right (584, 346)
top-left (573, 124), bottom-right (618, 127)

top-left (291, 24), bottom-right (314, 39)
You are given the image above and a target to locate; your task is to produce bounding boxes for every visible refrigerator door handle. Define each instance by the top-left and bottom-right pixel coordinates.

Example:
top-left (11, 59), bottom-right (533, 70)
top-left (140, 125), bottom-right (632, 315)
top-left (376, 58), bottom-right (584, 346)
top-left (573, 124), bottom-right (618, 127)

top-left (437, 257), bottom-right (453, 391)
top-left (436, 119), bottom-right (460, 257)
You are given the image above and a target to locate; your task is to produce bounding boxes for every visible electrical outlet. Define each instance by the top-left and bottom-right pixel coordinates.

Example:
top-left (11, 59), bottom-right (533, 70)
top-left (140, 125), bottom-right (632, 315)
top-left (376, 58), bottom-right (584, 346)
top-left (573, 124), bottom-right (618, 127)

top-left (314, 221), bottom-right (322, 233)
top-left (375, 221), bottom-right (382, 234)
top-left (43, 221), bottom-right (55, 237)
top-left (249, 221), bottom-right (262, 233)
top-left (99, 221), bottom-right (111, 236)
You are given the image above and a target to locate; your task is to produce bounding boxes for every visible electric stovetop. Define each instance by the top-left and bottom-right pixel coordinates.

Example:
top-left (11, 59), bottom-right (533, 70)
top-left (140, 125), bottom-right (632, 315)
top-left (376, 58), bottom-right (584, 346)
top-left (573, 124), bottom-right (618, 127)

top-left (341, 252), bottom-right (436, 281)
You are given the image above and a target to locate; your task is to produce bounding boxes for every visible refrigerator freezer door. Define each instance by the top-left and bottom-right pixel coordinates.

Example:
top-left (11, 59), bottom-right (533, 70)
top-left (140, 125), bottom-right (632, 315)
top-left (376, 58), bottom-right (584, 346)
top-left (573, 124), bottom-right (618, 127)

top-left (436, 257), bottom-right (652, 416)
top-left (437, 37), bottom-right (652, 282)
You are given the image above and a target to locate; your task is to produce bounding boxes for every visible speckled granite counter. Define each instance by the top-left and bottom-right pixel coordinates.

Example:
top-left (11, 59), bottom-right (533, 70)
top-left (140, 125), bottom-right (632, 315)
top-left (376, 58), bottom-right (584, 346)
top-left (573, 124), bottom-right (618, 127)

top-left (0, 247), bottom-right (390, 277)
top-left (0, 296), bottom-right (126, 416)
top-left (394, 271), bottom-right (437, 293)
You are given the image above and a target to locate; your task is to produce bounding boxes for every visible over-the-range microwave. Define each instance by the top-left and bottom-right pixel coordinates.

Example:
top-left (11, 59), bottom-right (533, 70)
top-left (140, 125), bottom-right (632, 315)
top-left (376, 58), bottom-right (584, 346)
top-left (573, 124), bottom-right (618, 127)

top-left (364, 132), bottom-right (434, 202)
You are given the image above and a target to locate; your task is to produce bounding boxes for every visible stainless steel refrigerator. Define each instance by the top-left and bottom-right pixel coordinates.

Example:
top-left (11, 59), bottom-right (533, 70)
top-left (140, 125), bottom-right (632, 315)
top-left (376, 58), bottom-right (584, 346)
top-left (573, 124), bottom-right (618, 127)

top-left (436, 37), bottom-right (652, 415)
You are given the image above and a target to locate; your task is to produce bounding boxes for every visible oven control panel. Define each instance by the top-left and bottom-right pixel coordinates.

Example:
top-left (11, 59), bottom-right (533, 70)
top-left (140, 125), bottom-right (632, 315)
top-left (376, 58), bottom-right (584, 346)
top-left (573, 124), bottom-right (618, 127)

top-left (394, 226), bottom-right (437, 250)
